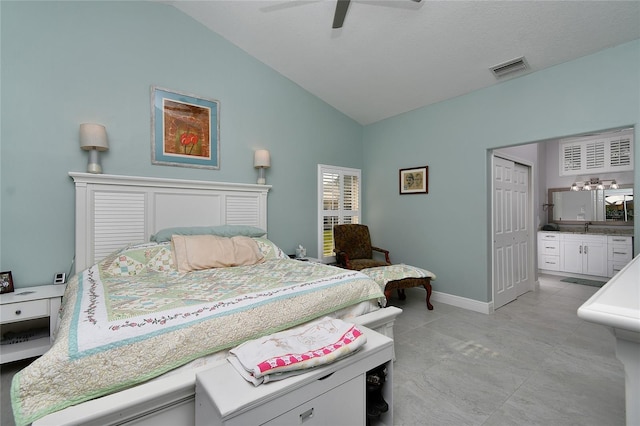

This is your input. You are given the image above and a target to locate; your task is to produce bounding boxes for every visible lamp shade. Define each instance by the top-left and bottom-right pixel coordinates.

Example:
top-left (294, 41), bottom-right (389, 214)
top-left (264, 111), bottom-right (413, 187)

top-left (254, 149), bottom-right (271, 168)
top-left (79, 123), bottom-right (109, 152)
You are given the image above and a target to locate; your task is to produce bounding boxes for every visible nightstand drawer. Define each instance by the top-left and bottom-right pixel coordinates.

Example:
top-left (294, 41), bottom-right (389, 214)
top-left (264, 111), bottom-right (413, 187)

top-left (1, 299), bottom-right (49, 323)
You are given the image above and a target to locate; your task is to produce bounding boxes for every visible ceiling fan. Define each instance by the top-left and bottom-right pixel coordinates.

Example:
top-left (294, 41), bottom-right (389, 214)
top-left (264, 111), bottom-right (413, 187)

top-left (332, 0), bottom-right (423, 29)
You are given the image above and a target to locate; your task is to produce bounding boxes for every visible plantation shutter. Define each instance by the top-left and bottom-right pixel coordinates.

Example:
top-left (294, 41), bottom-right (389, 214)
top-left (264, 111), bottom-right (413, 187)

top-left (318, 165), bottom-right (361, 261)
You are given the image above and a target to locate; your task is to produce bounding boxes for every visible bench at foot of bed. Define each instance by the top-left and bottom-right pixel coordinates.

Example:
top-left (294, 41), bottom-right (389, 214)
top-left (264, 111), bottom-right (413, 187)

top-left (384, 277), bottom-right (433, 310)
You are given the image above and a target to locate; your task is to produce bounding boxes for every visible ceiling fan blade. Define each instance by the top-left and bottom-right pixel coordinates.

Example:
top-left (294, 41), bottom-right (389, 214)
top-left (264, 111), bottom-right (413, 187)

top-left (332, 0), bottom-right (350, 29)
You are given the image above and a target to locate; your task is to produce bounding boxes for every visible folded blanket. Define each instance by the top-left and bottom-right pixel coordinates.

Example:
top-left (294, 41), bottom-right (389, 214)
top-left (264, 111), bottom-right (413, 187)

top-left (228, 317), bottom-right (366, 386)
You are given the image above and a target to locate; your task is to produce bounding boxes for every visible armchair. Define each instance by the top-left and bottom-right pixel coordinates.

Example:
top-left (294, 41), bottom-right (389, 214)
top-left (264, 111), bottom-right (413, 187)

top-left (333, 224), bottom-right (391, 271)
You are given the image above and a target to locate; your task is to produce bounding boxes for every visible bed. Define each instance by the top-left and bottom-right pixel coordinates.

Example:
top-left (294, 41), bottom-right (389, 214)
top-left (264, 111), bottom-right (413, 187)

top-left (11, 173), bottom-right (403, 426)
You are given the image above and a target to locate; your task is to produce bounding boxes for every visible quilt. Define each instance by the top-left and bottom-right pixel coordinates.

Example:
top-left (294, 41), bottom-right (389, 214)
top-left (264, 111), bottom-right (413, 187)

top-left (11, 241), bottom-right (383, 426)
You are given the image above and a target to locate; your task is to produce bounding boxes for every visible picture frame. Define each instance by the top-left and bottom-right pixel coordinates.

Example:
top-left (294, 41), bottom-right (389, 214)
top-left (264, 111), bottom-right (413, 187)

top-left (399, 166), bottom-right (428, 194)
top-left (0, 271), bottom-right (14, 294)
top-left (151, 86), bottom-right (220, 169)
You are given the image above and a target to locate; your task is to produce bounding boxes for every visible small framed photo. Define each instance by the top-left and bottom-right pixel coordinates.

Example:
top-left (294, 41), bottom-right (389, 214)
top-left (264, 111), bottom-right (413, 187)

top-left (399, 166), bottom-right (428, 194)
top-left (0, 271), bottom-right (14, 294)
top-left (151, 86), bottom-right (220, 169)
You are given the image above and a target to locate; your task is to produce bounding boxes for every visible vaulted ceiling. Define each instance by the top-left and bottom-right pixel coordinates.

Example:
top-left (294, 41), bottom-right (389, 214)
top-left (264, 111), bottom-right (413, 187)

top-left (165, 1), bottom-right (640, 125)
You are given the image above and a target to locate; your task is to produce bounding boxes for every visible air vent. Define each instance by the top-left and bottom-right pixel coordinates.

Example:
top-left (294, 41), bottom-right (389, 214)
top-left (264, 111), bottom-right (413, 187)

top-left (491, 56), bottom-right (528, 78)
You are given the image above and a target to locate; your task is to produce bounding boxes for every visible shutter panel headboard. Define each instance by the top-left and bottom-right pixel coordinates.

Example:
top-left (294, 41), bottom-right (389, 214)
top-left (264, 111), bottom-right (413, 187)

top-left (70, 172), bottom-right (270, 272)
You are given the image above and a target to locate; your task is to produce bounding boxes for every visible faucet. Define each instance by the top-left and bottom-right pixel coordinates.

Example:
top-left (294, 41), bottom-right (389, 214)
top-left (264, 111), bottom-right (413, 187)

top-left (584, 222), bottom-right (590, 233)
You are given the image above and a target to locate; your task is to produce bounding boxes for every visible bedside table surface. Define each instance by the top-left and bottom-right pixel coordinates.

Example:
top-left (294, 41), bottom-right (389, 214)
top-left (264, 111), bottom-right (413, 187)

top-left (1, 285), bottom-right (66, 304)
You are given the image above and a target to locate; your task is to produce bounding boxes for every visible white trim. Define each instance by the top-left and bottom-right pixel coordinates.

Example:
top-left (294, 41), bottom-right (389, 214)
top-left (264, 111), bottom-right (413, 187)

top-left (432, 291), bottom-right (493, 315)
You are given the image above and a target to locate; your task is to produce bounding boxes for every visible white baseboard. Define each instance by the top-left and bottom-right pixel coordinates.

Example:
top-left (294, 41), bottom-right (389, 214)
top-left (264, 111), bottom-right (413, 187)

top-left (432, 291), bottom-right (493, 314)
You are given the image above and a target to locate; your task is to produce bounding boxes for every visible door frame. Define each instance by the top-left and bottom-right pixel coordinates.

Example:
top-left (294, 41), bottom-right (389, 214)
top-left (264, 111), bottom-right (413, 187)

top-left (490, 151), bottom-right (537, 311)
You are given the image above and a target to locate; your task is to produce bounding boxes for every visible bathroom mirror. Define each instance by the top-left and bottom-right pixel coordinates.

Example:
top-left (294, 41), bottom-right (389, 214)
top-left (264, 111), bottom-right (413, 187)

top-left (548, 186), bottom-right (633, 224)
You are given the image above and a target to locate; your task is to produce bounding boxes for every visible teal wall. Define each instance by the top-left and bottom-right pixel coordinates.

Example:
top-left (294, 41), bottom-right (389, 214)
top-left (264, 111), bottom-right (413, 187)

top-left (363, 40), bottom-right (640, 302)
top-left (2, 1), bottom-right (638, 304)
top-left (0, 1), bottom-right (363, 287)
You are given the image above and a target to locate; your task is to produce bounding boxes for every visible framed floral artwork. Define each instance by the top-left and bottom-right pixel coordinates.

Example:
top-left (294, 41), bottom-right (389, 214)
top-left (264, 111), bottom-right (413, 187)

top-left (399, 166), bottom-right (428, 194)
top-left (151, 86), bottom-right (220, 169)
top-left (0, 271), bottom-right (14, 294)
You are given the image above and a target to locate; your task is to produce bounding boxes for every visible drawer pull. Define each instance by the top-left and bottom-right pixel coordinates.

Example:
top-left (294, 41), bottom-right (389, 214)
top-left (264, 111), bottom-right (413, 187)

top-left (318, 372), bottom-right (334, 381)
top-left (15, 309), bottom-right (22, 315)
top-left (300, 407), bottom-right (314, 422)
top-left (613, 251), bottom-right (628, 255)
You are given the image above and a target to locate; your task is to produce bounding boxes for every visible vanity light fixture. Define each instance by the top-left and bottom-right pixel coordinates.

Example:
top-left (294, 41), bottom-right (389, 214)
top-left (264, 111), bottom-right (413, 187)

top-left (79, 123), bottom-right (109, 174)
top-left (254, 149), bottom-right (271, 185)
top-left (570, 178), bottom-right (620, 191)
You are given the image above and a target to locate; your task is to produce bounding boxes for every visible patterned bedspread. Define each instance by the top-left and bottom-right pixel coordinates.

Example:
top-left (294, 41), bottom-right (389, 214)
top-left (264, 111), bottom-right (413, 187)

top-left (11, 241), bottom-right (383, 425)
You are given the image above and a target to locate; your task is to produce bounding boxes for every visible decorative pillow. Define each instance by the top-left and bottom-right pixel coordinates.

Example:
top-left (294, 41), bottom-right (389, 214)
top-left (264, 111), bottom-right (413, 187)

top-left (151, 225), bottom-right (267, 243)
top-left (253, 237), bottom-right (289, 260)
top-left (100, 242), bottom-right (172, 276)
top-left (171, 234), bottom-right (265, 272)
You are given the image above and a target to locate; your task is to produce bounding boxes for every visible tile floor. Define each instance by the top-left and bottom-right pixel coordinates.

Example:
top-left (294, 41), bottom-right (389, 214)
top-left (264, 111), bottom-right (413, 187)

top-left (387, 274), bottom-right (625, 425)
top-left (1, 274), bottom-right (626, 426)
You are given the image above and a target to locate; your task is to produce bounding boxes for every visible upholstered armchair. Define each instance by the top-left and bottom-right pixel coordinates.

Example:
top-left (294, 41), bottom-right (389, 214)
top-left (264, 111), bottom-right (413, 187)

top-left (333, 224), bottom-right (391, 270)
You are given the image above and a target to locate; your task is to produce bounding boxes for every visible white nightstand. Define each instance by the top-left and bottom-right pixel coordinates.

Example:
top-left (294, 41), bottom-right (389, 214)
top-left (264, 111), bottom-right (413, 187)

top-left (196, 326), bottom-right (394, 426)
top-left (0, 285), bottom-right (66, 363)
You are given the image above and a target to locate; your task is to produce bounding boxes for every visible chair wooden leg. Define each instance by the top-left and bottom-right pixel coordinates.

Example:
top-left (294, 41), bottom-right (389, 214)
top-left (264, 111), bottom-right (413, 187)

top-left (423, 280), bottom-right (433, 310)
top-left (384, 289), bottom-right (392, 303)
top-left (382, 277), bottom-right (433, 310)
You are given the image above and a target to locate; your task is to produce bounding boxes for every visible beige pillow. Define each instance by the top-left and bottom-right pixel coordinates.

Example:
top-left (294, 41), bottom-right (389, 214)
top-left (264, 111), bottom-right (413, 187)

top-left (171, 234), bottom-right (265, 272)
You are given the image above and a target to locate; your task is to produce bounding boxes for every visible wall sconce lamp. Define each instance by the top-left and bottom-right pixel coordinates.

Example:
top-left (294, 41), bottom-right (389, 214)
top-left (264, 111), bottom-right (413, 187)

top-left (79, 123), bottom-right (109, 174)
top-left (570, 178), bottom-right (619, 191)
top-left (254, 149), bottom-right (271, 185)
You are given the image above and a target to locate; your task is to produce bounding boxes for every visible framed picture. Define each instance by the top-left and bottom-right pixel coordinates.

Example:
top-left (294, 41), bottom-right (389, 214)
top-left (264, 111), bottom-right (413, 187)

top-left (0, 271), bottom-right (14, 294)
top-left (151, 86), bottom-right (220, 169)
top-left (399, 166), bottom-right (428, 194)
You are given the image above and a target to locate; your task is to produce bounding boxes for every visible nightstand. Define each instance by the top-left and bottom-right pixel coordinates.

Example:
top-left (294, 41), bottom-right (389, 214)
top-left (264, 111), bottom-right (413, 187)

top-left (0, 285), bottom-right (66, 363)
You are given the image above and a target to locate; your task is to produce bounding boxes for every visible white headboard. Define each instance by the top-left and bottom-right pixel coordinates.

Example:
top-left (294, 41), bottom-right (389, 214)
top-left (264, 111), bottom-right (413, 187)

top-left (70, 172), bottom-right (270, 272)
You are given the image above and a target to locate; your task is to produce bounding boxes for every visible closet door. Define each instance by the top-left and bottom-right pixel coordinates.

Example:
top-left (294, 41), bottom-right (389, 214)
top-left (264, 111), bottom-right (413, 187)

top-left (493, 157), bottom-right (530, 309)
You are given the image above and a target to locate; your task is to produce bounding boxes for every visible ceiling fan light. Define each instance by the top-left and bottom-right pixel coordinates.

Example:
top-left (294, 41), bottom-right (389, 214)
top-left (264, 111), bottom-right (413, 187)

top-left (610, 180), bottom-right (619, 189)
top-left (570, 182), bottom-right (580, 191)
top-left (583, 181), bottom-right (592, 191)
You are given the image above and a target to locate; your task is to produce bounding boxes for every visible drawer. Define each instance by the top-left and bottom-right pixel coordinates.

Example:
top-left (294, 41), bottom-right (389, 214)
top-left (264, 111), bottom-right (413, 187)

top-left (539, 240), bottom-right (559, 256)
top-left (608, 261), bottom-right (630, 277)
top-left (0, 299), bottom-right (49, 323)
top-left (608, 245), bottom-right (633, 263)
top-left (607, 235), bottom-right (632, 246)
top-left (538, 232), bottom-right (560, 240)
top-left (539, 255), bottom-right (560, 271)
top-left (262, 375), bottom-right (364, 426)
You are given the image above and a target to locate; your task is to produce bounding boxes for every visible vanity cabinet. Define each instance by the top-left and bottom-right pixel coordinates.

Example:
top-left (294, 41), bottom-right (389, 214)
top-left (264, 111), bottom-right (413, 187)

top-left (608, 235), bottom-right (634, 277)
top-left (538, 231), bottom-right (633, 279)
top-left (561, 234), bottom-right (607, 276)
top-left (538, 232), bottom-right (561, 271)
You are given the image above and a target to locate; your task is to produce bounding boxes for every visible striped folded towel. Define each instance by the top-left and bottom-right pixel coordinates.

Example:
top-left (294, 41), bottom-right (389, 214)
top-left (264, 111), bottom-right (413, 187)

top-left (228, 317), bottom-right (367, 386)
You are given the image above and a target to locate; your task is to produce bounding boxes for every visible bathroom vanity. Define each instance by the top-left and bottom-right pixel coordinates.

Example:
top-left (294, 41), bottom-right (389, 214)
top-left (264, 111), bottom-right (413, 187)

top-left (538, 231), bottom-right (633, 279)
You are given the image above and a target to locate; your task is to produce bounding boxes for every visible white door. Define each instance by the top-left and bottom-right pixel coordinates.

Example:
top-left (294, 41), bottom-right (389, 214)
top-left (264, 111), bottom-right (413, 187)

top-left (493, 156), bottom-right (531, 309)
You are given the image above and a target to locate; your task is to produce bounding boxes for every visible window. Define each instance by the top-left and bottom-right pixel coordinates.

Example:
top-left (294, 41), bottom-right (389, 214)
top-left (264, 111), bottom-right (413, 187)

top-left (317, 165), bottom-right (361, 262)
